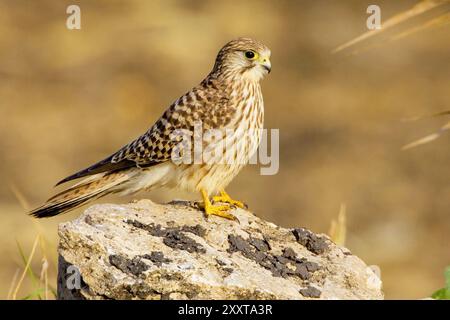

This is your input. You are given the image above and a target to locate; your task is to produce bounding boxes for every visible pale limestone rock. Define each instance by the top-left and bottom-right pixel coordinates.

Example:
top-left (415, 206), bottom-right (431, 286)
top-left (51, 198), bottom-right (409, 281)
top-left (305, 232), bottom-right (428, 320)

top-left (57, 199), bottom-right (383, 300)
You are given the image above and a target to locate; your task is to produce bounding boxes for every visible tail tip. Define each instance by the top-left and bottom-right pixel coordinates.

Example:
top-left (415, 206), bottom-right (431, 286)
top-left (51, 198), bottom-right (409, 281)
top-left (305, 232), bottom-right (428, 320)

top-left (28, 208), bottom-right (52, 218)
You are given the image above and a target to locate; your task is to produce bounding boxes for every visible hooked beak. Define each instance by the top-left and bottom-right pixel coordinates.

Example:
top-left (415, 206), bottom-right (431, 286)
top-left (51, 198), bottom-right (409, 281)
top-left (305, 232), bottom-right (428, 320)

top-left (260, 57), bottom-right (272, 73)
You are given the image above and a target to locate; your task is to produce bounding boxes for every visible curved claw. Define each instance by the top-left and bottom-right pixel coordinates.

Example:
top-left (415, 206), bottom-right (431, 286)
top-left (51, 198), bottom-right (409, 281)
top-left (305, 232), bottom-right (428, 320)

top-left (205, 204), bottom-right (238, 221)
top-left (213, 190), bottom-right (247, 209)
top-left (200, 189), bottom-right (239, 222)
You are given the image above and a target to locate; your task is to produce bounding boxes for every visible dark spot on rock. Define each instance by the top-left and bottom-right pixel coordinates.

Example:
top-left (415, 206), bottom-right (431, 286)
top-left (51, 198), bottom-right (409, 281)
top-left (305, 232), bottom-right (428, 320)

top-left (84, 215), bottom-right (94, 226)
top-left (304, 261), bottom-right (320, 272)
top-left (222, 267), bottom-right (234, 275)
top-left (249, 237), bottom-right (271, 252)
top-left (181, 224), bottom-right (207, 237)
top-left (299, 285), bottom-right (322, 298)
top-left (274, 255), bottom-right (290, 265)
top-left (253, 251), bottom-right (268, 264)
top-left (228, 234), bottom-right (254, 256)
top-left (216, 259), bottom-right (226, 266)
top-left (125, 219), bottom-right (206, 253)
top-left (282, 247), bottom-right (297, 259)
top-left (292, 228), bottom-right (329, 254)
top-left (215, 258), bottom-right (234, 276)
top-left (140, 251), bottom-right (171, 267)
top-left (163, 230), bottom-right (206, 253)
top-left (126, 219), bottom-right (205, 237)
top-left (294, 263), bottom-right (310, 280)
top-left (126, 219), bottom-right (161, 235)
top-left (109, 254), bottom-right (149, 277)
top-left (166, 221), bottom-right (176, 227)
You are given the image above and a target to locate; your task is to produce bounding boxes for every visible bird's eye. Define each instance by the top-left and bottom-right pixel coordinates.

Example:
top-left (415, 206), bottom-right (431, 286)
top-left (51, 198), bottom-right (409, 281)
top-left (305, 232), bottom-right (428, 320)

top-left (245, 51), bottom-right (256, 59)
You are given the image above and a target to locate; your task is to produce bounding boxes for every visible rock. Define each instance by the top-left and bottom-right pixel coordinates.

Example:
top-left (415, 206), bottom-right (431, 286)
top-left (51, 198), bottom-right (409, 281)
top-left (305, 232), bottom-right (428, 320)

top-left (57, 199), bottom-right (383, 300)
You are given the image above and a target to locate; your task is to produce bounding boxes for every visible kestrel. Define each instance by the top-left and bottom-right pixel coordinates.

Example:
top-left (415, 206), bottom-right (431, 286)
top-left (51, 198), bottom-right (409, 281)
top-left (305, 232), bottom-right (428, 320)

top-left (30, 38), bottom-right (271, 220)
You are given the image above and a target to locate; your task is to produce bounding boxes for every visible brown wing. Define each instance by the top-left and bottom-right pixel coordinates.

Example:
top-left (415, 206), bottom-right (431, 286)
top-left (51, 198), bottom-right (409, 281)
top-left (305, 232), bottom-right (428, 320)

top-left (56, 79), bottom-right (235, 186)
top-left (55, 118), bottom-right (177, 186)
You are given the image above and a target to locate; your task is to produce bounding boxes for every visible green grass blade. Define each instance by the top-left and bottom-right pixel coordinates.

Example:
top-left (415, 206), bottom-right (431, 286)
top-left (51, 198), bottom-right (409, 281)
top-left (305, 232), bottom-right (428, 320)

top-left (431, 266), bottom-right (450, 300)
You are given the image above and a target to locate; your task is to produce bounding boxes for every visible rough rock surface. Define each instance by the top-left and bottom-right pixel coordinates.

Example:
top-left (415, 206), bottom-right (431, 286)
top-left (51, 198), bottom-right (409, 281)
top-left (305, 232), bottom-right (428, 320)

top-left (57, 199), bottom-right (383, 300)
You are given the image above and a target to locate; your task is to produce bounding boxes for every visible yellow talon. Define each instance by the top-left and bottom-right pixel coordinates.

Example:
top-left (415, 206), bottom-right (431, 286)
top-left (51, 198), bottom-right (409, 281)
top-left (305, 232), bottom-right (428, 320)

top-left (200, 189), bottom-right (238, 221)
top-left (212, 189), bottom-right (247, 209)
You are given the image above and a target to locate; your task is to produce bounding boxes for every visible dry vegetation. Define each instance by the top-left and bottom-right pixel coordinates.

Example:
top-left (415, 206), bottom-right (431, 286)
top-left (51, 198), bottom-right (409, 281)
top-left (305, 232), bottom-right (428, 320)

top-left (0, 0), bottom-right (449, 299)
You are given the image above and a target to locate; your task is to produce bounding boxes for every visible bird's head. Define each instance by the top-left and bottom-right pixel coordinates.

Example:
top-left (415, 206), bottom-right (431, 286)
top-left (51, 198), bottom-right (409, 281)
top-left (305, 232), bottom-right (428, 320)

top-left (212, 38), bottom-right (271, 82)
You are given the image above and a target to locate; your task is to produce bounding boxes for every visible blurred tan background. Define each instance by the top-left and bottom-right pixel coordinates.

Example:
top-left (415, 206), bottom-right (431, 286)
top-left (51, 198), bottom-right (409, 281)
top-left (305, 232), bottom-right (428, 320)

top-left (0, 0), bottom-right (449, 299)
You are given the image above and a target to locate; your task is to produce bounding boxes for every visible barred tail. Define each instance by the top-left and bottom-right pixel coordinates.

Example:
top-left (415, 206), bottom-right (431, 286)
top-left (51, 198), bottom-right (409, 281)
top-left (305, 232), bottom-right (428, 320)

top-left (29, 172), bottom-right (130, 218)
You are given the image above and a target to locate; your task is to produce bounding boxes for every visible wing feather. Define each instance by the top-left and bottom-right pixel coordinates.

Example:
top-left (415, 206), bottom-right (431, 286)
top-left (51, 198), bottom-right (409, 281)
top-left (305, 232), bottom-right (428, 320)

top-left (56, 80), bottom-right (235, 186)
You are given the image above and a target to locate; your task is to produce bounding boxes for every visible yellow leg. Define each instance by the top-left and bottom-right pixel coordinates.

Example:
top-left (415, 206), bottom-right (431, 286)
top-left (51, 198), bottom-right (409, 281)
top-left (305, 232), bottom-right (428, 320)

top-left (200, 189), bottom-right (238, 221)
top-left (212, 189), bottom-right (247, 209)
